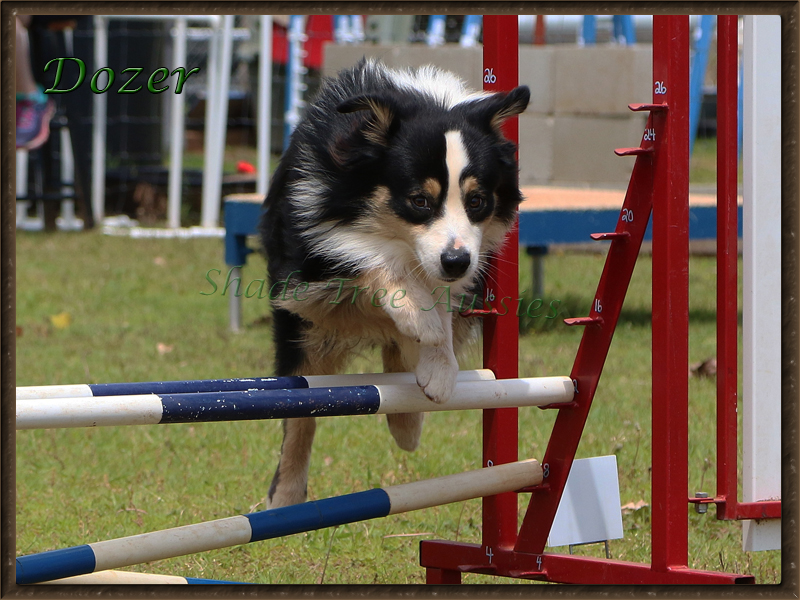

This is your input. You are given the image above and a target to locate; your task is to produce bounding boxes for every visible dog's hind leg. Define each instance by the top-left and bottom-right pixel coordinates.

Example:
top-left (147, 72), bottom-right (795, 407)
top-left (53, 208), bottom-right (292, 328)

top-left (267, 315), bottom-right (350, 508)
top-left (382, 341), bottom-right (424, 451)
top-left (267, 416), bottom-right (317, 508)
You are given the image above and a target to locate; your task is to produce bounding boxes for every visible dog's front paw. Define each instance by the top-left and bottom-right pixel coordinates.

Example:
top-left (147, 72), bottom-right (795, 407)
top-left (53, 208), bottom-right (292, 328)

top-left (415, 346), bottom-right (458, 404)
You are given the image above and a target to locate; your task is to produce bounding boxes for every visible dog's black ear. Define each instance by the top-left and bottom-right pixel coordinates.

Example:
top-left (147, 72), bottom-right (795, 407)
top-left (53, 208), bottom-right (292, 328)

top-left (336, 93), bottom-right (402, 147)
top-left (465, 85), bottom-right (530, 132)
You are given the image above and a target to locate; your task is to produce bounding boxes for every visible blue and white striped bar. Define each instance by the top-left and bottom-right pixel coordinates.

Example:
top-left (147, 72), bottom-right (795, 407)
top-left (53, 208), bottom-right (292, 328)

top-left (16, 369), bottom-right (495, 400)
top-left (17, 459), bottom-right (542, 584)
top-left (16, 376), bottom-right (573, 430)
top-left (37, 571), bottom-right (243, 584)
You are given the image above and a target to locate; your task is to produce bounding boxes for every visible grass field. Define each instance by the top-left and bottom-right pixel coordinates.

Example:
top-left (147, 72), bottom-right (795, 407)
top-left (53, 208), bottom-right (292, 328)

top-left (15, 227), bottom-right (780, 585)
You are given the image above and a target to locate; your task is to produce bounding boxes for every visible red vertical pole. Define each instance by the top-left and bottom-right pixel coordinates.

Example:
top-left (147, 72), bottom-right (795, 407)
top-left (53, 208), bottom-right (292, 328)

top-left (650, 15), bottom-right (690, 571)
top-left (534, 15), bottom-right (546, 45)
top-left (715, 15), bottom-right (739, 521)
top-left (481, 14), bottom-right (520, 552)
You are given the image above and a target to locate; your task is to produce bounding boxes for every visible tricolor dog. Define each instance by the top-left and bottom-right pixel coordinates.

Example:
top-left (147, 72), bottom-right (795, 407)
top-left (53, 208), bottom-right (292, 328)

top-left (260, 58), bottom-right (529, 507)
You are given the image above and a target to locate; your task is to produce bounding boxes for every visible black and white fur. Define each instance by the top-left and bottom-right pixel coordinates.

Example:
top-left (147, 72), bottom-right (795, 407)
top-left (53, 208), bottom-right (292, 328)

top-left (260, 59), bottom-right (529, 508)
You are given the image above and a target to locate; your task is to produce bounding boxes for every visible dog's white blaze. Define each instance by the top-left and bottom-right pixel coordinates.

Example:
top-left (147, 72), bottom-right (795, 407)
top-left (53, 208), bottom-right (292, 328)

top-left (443, 131), bottom-right (480, 266)
top-left (414, 130), bottom-right (481, 285)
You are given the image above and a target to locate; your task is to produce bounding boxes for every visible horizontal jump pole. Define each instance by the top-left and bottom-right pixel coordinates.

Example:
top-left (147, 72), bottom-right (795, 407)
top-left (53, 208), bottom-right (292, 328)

top-left (17, 459), bottom-right (543, 584)
top-left (37, 570), bottom-right (243, 585)
top-left (16, 369), bottom-right (496, 400)
top-left (17, 377), bottom-right (574, 430)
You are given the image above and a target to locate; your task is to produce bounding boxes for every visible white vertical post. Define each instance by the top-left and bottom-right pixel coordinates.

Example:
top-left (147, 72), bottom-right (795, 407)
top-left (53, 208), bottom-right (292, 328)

top-left (201, 15), bottom-right (233, 228)
top-left (58, 25), bottom-right (81, 231)
top-left (257, 15), bottom-right (272, 197)
top-left (283, 15), bottom-right (307, 150)
top-left (92, 16), bottom-right (108, 224)
top-left (201, 17), bottom-right (221, 228)
top-left (742, 14), bottom-right (781, 552)
top-left (167, 17), bottom-right (188, 229)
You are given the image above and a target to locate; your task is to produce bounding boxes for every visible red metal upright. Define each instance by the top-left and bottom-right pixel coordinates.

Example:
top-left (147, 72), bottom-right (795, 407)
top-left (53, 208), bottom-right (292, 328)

top-left (649, 15), bottom-right (690, 571)
top-left (480, 13), bottom-right (520, 553)
top-left (715, 14), bottom-right (741, 522)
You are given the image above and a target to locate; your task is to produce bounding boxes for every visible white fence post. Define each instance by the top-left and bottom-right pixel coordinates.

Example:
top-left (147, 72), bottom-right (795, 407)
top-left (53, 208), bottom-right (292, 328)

top-left (742, 14), bottom-right (781, 552)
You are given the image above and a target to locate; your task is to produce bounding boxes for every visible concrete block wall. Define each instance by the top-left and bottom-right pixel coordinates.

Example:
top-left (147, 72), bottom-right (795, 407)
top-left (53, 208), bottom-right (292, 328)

top-left (324, 43), bottom-right (653, 188)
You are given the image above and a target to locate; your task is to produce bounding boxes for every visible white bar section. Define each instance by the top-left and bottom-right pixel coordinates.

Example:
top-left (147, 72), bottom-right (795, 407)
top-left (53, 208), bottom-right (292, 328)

top-left (17, 395), bottom-right (164, 429)
top-left (91, 16), bottom-right (108, 223)
top-left (375, 376), bottom-right (574, 414)
top-left (257, 16), bottom-right (272, 197)
top-left (167, 17), bottom-right (188, 229)
top-left (40, 571), bottom-right (189, 585)
top-left (17, 384), bottom-right (92, 400)
top-left (90, 515), bottom-right (252, 572)
top-left (742, 14), bottom-right (782, 552)
top-left (304, 369), bottom-right (496, 388)
top-left (386, 459), bottom-right (542, 514)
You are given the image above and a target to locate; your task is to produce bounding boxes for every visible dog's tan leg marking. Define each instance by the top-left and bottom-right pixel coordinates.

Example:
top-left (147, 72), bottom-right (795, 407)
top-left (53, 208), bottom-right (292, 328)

top-left (382, 342), bottom-right (424, 451)
top-left (267, 417), bottom-right (317, 508)
top-left (414, 304), bottom-right (459, 404)
top-left (267, 346), bottom-right (349, 509)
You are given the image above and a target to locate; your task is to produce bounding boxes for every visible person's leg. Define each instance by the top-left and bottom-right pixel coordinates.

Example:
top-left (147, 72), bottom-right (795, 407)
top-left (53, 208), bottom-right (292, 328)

top-left (16, 16), bottom-right (39, 95)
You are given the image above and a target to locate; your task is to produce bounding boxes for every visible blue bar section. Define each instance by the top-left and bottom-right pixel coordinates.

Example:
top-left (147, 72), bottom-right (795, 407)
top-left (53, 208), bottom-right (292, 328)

top-left (16, 545), bottom-right (96, 585)
top-left (185, 577), bottom-right (246, 584)
top-left (246, 488), bottom-right (391, 542)
top-left (159, 386), bottom-right (381, 423)
top-left (89, 376), bottom-right (308, 397)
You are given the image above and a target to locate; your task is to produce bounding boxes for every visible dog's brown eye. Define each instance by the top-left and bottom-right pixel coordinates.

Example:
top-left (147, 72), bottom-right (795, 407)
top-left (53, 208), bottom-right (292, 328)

top-left (410, 195), bottom-right (430, 210)
top-left (468, 195), bottom-right (485, 211)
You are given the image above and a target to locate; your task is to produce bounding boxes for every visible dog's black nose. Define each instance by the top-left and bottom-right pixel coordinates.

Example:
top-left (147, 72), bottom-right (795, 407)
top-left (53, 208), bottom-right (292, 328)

top-left (440, 248), bottom-right (471, 279)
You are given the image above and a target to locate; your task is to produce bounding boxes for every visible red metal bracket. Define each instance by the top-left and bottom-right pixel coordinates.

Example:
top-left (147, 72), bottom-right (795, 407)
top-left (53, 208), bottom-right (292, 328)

top-left (563, 316), bottom-right (603, 326)
top-left (615, 147), bottom-right (653, 157)
top-left (628, 102), bottom-right (669, 112)
top-left (590, 231), bottom-right (631, 241)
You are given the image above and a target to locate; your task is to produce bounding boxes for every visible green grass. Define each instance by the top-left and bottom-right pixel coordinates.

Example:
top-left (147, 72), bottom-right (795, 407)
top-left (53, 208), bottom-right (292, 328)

top-left (691, 137), bottom-right (744, 186)
top-left (15, 231), bottom-right (780, 585)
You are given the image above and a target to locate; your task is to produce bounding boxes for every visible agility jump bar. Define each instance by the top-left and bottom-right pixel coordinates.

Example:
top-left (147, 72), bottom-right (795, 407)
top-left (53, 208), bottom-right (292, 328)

top-left (36, 571), bottom-right (244, 585)
top-left (16, 369), bottom-right (495, 400)
top-left (17, 376), bottom-right (574, 430)
top-left (17, 459), bottom-right (543, 585)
